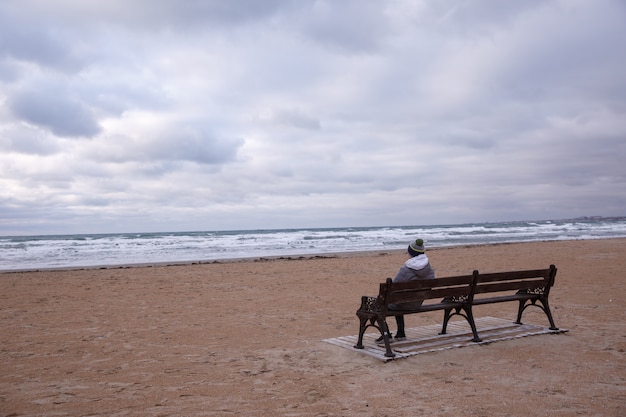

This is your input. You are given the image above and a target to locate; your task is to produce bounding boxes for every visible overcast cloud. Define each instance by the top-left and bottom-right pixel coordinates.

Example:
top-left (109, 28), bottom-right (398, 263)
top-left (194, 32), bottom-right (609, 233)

top-left (1, 0), bottom-right (625, 235)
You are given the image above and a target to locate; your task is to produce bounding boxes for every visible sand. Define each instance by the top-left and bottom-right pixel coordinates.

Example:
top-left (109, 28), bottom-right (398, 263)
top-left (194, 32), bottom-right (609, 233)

top-left (1, 239), bottom-right (625, 416)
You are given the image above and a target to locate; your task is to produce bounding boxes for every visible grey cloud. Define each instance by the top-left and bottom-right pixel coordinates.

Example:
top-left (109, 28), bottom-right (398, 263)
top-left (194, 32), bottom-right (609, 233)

top-left (9, 87), bottom-right (101, 138)
top-left (140, 0), bottom-right (297, 28)
top-left (297, 0), bottom-right (391, 52)
top-left (6, 0), bottom-right (389, 54)
top-left (0, 0), bottom-right (297, 83)
top-left (6, 0), bottom-right (298, 31)
top-left (0, 126), bottom-right (60, 155)
top-left (88, 123), bottom-right (244, 166)
top-left (496, 4), bottom-right (626, 102)
top-left (259, 109), bottom-right (321, 130)
top-left (0, 60), bottom-right (20, 82)
top-left (0, 6), bottom-right (87, 72)
top-left (150, 125), bottom-right (244, 164)
top-left (426, 0), bottom-right (547, 33)
top-left (434, 129), bottom-right (496, 150)
top-left (78, 77), bottom-right (172, 119)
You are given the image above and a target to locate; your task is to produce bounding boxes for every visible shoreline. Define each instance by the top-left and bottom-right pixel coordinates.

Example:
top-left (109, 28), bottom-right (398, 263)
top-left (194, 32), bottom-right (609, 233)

top-left (2, 236), bottom-right (624, 274)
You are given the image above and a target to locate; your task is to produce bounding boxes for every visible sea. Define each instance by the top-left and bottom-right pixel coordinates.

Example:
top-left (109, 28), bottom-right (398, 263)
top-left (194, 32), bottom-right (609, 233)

top-left (1, 217), bottom-right (625, 272)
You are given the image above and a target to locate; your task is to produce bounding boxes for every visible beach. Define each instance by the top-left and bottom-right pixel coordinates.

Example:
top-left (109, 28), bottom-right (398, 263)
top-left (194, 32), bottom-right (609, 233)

top-left (1, 239), bottom-right (625, 416)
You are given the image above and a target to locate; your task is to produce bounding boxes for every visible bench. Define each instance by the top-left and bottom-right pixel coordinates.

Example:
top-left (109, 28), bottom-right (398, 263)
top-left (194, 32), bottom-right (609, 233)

top-left (355, 265), bottom-right (558, 358)
top-left (354, 272), bottom-right (481, 358)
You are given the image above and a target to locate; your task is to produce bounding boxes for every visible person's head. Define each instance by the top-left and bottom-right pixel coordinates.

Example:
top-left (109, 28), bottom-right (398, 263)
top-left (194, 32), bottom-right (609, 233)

top-left (407, 239), bottom-right (425, 257)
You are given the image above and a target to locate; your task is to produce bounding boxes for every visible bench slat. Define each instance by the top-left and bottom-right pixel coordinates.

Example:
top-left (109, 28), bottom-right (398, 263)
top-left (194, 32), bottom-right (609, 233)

top-left (477, 270), bottom-right (550, 282)
top-left (384, 274), bottom-right (475, 305)
top-left (385, 301), bottom-right (464, 314)
top-left (389, 286), bottom-right (471, 304)
top-left (474, 279), bottom-right (546, 294)
top-left (385, 274), bottom-right (475, 291)
top-left (473, 293), bottom-right (535, 305)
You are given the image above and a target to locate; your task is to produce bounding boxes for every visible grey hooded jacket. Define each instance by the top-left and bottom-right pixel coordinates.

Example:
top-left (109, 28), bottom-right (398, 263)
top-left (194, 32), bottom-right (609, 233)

top-left (389, 254), bottom-right (435, 310)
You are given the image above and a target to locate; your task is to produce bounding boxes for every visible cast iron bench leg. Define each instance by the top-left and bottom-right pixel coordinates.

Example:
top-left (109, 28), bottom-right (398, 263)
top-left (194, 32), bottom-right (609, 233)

top-left (539, 296), bottom-right (559, 330)
top-left (378, 317), bottom-right (395, 358)
top-left (464, 306), bottom-right (482, 342)
top-left (515, 297), bottom-right (559, 331)
top-left (515, 299), bottom-right (526, 325)
top-left (354, 316), bottom-right (369, 349)
top-left (440, 307), bottom-right (453, 335)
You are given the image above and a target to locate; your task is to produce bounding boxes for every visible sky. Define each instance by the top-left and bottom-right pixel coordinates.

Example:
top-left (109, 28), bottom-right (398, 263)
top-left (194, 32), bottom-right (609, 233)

top-left (1, 0), bottom-right (625, 235)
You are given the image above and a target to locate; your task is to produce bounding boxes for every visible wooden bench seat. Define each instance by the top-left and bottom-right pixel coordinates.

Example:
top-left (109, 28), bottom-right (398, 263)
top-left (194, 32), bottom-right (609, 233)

top-left (355, 265), bottom-right (559, 358)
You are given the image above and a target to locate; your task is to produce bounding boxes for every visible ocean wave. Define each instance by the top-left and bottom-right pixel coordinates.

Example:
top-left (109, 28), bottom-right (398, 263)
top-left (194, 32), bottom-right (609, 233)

top-left (1, 217), bottom-right (625, 271)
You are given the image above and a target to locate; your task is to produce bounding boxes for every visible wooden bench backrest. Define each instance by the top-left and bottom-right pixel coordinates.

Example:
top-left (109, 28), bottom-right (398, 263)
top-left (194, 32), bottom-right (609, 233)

top-left (473, 264), bottom-right (557, 295)
top-left (381, 272), bottom-right (478, 305)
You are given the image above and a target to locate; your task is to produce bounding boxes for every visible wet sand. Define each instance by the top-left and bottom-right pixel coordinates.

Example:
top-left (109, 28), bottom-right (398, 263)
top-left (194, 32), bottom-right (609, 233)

top-left (1, 239), bottom-right (625, 416)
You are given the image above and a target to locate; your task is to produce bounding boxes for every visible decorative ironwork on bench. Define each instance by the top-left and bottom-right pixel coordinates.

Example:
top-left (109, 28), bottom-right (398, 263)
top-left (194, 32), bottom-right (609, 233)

top-left (357, 296), bottom-right (381, 314)
top-left (517, 287), bottom-right (546, 295)
top-left (443, 295), bottom-right (469, 303)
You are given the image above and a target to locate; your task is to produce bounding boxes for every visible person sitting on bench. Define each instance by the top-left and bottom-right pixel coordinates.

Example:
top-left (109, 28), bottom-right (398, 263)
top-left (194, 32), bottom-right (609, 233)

top-left (377, 238), bottom-right (436, 342)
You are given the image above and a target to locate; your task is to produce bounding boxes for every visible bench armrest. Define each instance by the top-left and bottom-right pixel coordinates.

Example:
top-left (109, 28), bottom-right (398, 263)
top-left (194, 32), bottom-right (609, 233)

top-left (356, 296), bottom-right (381, 314)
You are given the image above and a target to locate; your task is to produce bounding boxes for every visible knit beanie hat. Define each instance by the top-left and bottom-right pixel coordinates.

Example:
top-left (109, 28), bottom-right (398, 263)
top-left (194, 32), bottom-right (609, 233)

top-left (408, 239), bottom-right (425, 257)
